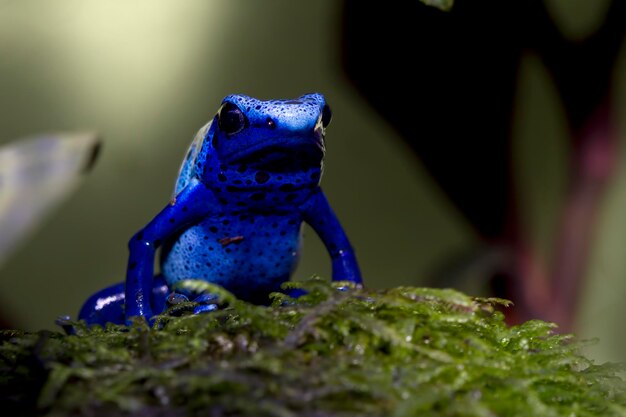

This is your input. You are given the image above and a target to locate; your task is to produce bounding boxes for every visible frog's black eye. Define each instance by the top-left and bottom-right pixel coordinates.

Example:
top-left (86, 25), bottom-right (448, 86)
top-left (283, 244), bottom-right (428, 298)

top-left (218, 102), bottom-right (247, 135)
top-left (321, 104), bottom-right (332, 128)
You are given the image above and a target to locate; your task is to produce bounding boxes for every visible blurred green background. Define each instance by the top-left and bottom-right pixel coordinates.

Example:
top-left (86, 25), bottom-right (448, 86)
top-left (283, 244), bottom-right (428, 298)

top-left (0, 0), bottom-right (624, 367)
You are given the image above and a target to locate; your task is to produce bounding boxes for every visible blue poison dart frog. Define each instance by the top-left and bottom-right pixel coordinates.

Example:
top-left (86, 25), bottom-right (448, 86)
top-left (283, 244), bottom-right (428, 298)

top-left (79, 94), bottom-right (362, 326)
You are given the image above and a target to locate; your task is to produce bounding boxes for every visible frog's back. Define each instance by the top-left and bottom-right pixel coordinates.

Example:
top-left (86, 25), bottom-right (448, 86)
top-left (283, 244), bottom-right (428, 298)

top-left (173, 121), bottom-right (212, 196)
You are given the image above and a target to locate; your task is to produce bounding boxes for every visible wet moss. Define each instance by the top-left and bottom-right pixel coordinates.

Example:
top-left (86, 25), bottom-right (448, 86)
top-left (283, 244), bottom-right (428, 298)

top-left (1, 277), bottom-right (624, 416)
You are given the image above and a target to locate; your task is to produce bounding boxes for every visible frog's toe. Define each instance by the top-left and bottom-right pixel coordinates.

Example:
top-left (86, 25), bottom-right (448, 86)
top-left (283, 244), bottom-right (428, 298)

top-left (56, 315), bottom-right (76, 335)
top-left (193, 304), bottom-right (218, 314)
top-left (166, 292), bottom-right (189, 306)
top-left (193, 293), bottom-right (220, 304)
top-left (286, 288), bottom-right (307, 299)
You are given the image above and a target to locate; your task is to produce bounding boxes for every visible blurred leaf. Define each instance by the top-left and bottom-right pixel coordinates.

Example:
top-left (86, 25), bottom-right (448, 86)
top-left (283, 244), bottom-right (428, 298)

top-left (0, 132), bottom-right (100, 268)
top-left (421, 0), bottom-right (454, 11)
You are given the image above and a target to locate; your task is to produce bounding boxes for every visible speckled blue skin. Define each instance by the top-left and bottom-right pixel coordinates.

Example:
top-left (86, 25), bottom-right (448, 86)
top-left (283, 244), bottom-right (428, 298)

top-left (79, 94), bottom-right (362, 325)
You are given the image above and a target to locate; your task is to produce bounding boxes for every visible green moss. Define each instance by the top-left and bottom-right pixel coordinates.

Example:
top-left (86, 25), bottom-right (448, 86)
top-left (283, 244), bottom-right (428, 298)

top-left (1, 277), bottom-right (624, 416)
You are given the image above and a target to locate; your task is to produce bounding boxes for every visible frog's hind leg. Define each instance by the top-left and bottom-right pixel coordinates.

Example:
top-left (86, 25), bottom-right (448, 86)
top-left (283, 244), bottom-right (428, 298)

top-left (79, 276), bottom-right (168, 326)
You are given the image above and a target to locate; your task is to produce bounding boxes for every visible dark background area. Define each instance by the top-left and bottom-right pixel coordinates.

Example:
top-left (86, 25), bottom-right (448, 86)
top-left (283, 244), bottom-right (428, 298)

top-left (0, 1), bottom-right (624, 366)
top-left (342, 0), bottom-right (626, 331)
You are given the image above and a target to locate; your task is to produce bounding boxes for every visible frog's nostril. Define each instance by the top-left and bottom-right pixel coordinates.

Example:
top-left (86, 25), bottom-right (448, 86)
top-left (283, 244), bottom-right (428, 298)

top-left (266, 118), bottom-right (276, 129)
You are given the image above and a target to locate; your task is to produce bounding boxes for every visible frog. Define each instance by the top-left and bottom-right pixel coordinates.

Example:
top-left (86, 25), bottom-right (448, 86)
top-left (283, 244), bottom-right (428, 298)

top-left (78, 93), bottom-right (362, 326)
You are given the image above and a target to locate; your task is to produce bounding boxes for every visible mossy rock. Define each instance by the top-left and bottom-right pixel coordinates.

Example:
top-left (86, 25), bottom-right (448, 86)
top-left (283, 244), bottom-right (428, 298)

top-left (0, 277), bottom-right (624, 416)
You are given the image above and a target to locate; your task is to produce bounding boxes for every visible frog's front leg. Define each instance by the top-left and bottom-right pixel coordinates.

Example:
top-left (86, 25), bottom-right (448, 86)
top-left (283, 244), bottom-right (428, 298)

top-left (126, 178), bottom-right (217, 322)
top-left (301, 188), bottom-right (362, 285)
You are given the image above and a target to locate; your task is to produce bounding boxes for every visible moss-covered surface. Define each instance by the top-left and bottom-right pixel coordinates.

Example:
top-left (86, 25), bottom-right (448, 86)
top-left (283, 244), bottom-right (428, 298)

top-left (1, 278), bottom-right (624, 416)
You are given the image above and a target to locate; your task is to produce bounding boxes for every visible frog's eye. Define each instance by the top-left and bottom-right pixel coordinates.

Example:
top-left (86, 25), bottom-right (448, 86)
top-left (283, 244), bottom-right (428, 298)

top-left (321, 104), bottom-right (332, 128)
top-left (218, 102), bottom-right (247, 135)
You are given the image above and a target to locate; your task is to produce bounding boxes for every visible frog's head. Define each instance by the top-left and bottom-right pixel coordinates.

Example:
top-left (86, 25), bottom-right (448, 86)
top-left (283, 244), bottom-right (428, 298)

top-left (210, 93), bottom-right (329, 174)
top-left (196, 94), bottom-right (330, 205)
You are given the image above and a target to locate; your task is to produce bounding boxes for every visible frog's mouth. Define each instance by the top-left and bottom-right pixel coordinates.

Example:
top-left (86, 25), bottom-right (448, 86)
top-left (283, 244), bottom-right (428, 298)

top-left (231, 143), bottom-right (324, 173)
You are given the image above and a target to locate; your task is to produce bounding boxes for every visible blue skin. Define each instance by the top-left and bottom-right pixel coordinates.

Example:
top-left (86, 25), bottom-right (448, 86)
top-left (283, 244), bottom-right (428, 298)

top-left (79, 93), bottom-right (362, 325)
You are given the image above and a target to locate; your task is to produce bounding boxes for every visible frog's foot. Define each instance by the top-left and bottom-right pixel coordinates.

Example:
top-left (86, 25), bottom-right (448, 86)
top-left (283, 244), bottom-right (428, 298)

top-left (79, 276), bottom-right (169, 326)
top-left (165, 291), bottom-right (220, 315)
top-left (191, 293), bottom-right (220, 314)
